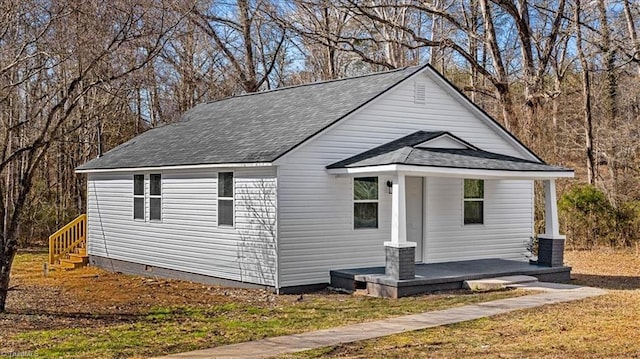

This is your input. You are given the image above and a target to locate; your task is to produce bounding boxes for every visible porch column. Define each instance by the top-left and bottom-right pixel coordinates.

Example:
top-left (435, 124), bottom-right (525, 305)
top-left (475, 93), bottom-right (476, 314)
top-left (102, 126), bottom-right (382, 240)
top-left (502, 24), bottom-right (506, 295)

top-left (384, 173), bottom-right (416, 280)
top-left (538, 179), bottom-right (566, 267)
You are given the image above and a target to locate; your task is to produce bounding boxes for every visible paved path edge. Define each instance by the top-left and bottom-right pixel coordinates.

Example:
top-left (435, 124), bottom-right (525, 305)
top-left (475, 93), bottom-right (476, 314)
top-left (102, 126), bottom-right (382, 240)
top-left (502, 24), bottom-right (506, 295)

top-left (152, 283), bottom-right (606, 359)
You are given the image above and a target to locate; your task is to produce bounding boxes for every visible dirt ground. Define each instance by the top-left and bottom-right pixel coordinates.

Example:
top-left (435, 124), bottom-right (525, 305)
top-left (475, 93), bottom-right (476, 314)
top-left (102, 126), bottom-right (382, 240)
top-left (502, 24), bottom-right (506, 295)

top-left (0, 250), bottom-right (294, 338)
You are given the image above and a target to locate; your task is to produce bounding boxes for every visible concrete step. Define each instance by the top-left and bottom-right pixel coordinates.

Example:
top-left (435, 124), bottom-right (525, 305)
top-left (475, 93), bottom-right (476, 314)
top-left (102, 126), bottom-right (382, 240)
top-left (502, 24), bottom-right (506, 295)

top-left (463, 275), bottom-right (538, 291)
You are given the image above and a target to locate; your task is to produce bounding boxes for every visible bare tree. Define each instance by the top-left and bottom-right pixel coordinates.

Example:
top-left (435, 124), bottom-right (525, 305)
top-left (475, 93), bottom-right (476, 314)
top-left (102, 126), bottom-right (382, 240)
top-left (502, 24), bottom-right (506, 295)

top-left (574, 0), bottom-right (596, 185)
top-left (0, 0), bottom-right (182, 313)
top-left (622, 0), bottom-right (640, 76)
top-left (189, 0), bottom-right (288, 93)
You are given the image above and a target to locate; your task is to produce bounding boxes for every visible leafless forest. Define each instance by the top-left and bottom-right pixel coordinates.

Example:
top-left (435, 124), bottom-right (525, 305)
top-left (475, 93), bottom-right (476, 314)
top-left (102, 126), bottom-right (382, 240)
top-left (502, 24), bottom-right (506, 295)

top-left (2, 0), bottom-right (640, 269)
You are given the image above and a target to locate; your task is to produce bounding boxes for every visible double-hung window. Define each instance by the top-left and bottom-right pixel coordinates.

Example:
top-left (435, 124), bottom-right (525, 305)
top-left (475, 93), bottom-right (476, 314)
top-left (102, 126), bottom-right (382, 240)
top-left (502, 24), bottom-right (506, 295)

top-left (133, 174), bottom-right (145, 220)
top-left (150, 174), bottom-right (162, 221)
top-left (354, 177), bottom-right (378, 229)
top-left (133, 174), bottom-right (162, 221)
top-left (218, 172), bottom-right (234, 226)
top-left (464, 179), bottom-right (484, 225)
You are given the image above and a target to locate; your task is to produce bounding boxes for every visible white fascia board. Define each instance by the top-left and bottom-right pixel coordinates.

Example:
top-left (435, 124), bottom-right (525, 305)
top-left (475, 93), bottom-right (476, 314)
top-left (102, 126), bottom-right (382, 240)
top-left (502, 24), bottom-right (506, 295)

top-left (327, 164), bottom-right (574, 179)
top-left (76, 162), bottom-right (273, 174)
top-left (423, 67), bottom-right (540, 162)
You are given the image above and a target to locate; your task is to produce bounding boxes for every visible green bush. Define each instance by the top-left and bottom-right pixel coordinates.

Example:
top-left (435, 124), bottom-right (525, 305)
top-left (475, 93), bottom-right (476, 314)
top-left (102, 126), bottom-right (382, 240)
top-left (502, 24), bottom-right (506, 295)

top-left (559, 184), bottom-right (614, 249)
top-left (612, 201), bottom-right (640, 248)
top-left (559, 184), bottom-right (640, 249)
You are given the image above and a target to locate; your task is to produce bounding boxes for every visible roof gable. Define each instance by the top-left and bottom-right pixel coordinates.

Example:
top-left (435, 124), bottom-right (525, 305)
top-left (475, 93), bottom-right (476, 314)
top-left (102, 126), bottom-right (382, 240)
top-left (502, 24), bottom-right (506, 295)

top-left (327, 131), bottom-right (571, 173)
top-left (414, 133), bottom-right (477, 150)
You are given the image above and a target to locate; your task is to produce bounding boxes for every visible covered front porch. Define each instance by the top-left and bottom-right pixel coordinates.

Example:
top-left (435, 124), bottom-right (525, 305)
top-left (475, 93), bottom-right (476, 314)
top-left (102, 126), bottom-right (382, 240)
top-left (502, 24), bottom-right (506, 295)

top-left (326, 131), bottom-right (574, 297)
top-left (330, 258), bottom-right (571, 298)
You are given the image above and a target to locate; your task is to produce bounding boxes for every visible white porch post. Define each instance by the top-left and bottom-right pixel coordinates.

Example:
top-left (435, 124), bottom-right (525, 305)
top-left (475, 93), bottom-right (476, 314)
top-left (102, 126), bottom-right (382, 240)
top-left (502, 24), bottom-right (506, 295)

top-left (538, 179), bottom-right (566, 267)
top-left (543, 179), bottom-right (561, 237)
top-left (384, 172), bottom-right (416, 281)
top-left (390, 173), bottom-right (407, 245)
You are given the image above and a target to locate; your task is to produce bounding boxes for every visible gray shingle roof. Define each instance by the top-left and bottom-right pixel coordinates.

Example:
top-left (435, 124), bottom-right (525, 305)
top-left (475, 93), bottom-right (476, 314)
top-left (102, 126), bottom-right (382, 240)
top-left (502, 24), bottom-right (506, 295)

top-left (77, 66), bottom-right (425, 171)
top-left (327, 131), bottom-right (571, 172)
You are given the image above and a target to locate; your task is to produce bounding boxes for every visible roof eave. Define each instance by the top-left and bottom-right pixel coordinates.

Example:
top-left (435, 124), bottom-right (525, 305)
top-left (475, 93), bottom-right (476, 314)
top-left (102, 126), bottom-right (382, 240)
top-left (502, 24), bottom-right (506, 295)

top-left (326, 164), bottom-right (575, 180)
top-left (76, 162), bottom-right (274, 174)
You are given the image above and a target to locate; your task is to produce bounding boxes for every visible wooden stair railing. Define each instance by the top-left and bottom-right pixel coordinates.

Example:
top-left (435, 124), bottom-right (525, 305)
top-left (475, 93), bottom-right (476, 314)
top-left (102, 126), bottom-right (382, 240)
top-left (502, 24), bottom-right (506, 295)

top-left (48, 214), bottom-right (87, 268)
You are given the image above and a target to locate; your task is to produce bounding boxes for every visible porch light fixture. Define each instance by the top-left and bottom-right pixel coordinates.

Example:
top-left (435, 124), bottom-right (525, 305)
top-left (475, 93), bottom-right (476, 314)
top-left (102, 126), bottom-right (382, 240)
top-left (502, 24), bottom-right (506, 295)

top-left (386, 180), bottom-right (393, 194)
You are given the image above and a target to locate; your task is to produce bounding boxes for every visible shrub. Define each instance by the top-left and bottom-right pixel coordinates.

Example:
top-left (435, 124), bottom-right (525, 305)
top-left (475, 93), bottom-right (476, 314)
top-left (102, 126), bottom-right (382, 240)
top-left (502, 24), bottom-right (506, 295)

top-left (559, 184), bottom-right (614, 249)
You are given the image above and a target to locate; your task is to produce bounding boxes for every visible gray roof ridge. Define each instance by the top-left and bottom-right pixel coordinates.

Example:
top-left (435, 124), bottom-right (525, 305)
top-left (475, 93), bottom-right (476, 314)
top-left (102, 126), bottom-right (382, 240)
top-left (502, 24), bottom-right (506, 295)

top-left (391, 146), bottom-right (415, 164)
top-left (203, 66), bottom-right (419, 105)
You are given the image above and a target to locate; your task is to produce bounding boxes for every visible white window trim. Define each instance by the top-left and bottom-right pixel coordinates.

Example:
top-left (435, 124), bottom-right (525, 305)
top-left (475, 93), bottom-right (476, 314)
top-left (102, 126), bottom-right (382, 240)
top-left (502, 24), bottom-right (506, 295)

top-left (149, 173), bottom-right (162, 222)
top-left (218, 171), bottom-right (235, 228)
top-left (463, 179), bottom-right (484, 226)
top-left (133, 174), bottom-right (145, 221)
top-left (353, 176), bottom-right (379, 230)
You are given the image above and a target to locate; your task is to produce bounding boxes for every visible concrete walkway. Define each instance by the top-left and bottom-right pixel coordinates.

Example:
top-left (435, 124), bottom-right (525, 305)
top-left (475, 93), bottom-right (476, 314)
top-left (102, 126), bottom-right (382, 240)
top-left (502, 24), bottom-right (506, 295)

top-left (154, 282), bottom-right (606, 359)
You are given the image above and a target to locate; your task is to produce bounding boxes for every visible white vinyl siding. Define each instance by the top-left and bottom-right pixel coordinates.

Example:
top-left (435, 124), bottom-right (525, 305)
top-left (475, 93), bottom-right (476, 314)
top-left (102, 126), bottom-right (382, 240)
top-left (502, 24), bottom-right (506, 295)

top-left (425, 178), bottom-right (532, 262)
top-left (87, 167), bottom-right (277, 286)
top-left (276, 71), bottom-right (534, 287)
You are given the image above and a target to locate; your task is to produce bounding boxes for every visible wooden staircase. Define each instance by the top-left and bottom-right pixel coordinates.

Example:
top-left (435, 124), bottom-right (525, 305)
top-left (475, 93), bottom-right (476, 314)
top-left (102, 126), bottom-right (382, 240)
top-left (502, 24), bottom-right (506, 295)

top-left (49, 214), bottom-right (88, 270)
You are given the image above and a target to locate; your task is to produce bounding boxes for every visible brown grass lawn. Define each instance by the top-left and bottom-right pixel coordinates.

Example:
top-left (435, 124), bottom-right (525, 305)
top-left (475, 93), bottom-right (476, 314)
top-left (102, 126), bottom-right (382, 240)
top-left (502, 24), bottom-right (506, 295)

top-left (279, 249), bottom-right (640, 359)
top-left (0, 250), bottom-right (522, 359)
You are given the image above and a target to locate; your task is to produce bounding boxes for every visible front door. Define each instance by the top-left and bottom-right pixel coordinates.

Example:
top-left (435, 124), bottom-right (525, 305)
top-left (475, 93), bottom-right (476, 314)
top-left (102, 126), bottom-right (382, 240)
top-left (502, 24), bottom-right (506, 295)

top-left (405, 176), bottom-right (424, 263)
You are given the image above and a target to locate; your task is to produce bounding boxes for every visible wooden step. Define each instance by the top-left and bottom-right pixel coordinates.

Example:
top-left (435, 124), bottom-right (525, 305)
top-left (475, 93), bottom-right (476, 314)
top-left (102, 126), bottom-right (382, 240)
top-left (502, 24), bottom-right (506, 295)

top-left (76, 247), bottom-right (87, 256)
top-left (68, 253), bottom-right (89, 263)
top-left (59, 257), bottom-right (88, 269)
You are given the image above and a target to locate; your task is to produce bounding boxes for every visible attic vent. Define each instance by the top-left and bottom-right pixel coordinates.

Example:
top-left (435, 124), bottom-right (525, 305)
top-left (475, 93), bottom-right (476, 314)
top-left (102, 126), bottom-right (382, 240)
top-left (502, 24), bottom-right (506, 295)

top-left (414, 82), bottom-right (426, 104)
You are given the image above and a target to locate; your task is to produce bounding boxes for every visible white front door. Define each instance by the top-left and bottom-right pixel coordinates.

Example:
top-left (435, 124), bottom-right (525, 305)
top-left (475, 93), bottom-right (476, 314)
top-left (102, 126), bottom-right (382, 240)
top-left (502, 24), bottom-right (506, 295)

top-left (406, 176), bottom-right (424, 263)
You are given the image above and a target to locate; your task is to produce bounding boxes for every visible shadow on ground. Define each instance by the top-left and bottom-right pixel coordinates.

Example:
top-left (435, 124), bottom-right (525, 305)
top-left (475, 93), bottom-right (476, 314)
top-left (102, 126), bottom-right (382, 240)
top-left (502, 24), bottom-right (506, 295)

top-left (572, 274), bottom-right (640, 290)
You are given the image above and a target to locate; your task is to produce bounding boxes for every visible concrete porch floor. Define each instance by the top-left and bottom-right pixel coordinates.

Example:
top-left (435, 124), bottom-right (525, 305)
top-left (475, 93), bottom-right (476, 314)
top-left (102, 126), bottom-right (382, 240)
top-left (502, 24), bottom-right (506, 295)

top-left (330, 258), bottom-right (572, 298)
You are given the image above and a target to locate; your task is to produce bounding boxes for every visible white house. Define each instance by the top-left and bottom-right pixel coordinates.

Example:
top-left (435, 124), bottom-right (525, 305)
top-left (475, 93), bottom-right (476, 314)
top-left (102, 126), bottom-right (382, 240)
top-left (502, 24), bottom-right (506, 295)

top-left (76, 64), bottom-right (573, 296)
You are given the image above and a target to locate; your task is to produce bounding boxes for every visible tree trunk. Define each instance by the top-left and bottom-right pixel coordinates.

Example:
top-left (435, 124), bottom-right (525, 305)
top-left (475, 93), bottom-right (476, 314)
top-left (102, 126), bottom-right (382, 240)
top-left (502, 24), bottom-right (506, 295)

top-left (623, 0), bottom-right (640, 76)
top-left (0, 246), bottom-right (17, 312)
top-left (575, 0), bottom-right (596, 185)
